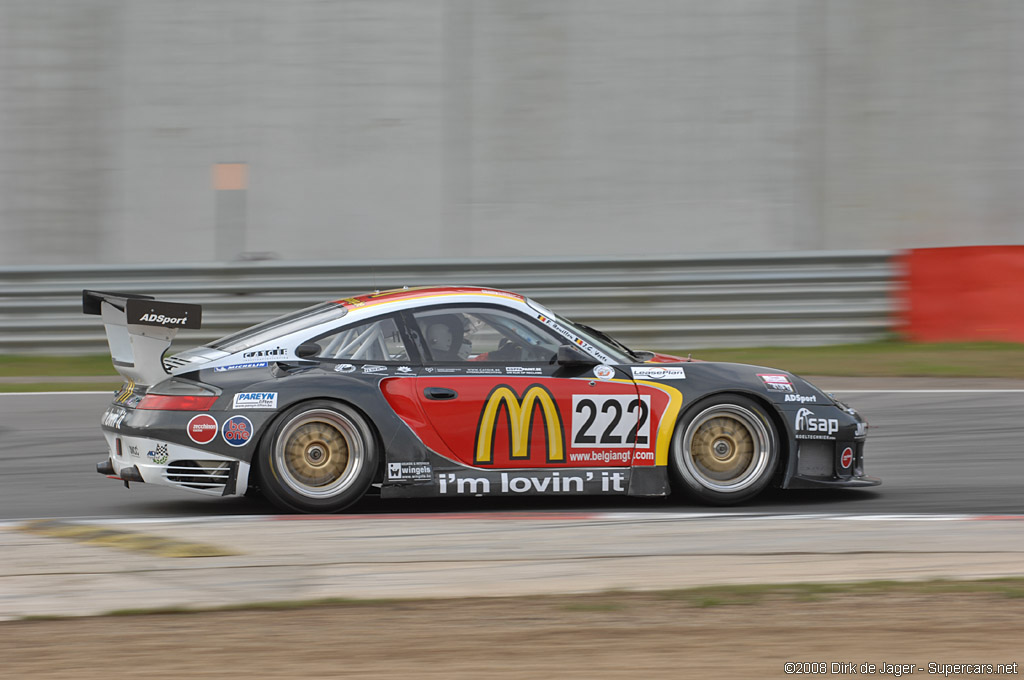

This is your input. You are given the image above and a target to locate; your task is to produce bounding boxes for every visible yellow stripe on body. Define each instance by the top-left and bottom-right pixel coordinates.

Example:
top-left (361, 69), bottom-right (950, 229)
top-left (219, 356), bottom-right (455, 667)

top-left (632, 380), bottom-right (684, 466)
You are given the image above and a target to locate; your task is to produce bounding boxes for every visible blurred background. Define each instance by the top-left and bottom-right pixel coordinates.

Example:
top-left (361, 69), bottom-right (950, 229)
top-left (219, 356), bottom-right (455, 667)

top-left (4, 1), bottom-right (1024, 357)
top-left (3, 0), bottom-right (1023, 266)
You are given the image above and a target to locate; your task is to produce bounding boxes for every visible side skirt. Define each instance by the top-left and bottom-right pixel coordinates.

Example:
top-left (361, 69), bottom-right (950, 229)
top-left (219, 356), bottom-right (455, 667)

top-left (381, 466), bottom-right (670, 499)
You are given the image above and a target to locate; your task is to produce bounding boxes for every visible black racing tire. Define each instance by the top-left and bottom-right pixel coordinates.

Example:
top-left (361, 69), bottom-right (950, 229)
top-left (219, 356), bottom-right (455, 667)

top-left (669, 394), bottom-right (779, 505)
top-left (257, 400), bottom-right (378, 513)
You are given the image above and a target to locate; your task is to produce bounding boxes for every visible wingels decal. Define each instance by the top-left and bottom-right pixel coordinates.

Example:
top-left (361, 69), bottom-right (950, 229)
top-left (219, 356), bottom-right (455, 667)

top-left (474, 384), bottom-right (565, 464)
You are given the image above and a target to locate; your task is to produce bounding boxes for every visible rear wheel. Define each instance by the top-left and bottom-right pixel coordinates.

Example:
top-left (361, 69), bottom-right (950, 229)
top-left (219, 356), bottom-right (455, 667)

top-left (258, 400), bottom-right (378, 513)
top-left (670, 394), bottom-right (779, 505)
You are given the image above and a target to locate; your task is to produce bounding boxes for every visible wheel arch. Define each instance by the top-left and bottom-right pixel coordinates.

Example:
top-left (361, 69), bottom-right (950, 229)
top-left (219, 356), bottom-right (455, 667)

top-left (248, 395), bottom-right (387, 490)
top-left (668, 388), bottom-right (790, 499)
top-left (677, 388), bottom-right (790, 472)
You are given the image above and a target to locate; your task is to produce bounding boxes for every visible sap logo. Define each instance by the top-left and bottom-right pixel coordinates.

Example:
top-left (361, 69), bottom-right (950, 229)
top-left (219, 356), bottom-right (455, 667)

top-left (795, 407), bottom-right (839, 438)
top-left (784, 394), bottom-right (817, 403)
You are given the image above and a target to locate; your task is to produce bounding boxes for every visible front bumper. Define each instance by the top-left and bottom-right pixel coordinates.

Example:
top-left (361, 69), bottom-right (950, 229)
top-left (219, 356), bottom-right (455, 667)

top-left (784, 474), bottom-right (882, 490)
top-left (99, 431), bottom-right (250, 497)
top-left (781, 432), bottom-right (881, 490)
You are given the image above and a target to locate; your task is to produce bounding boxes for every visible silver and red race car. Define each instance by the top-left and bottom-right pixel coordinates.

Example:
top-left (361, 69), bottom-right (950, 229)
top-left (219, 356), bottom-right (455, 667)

top-left (85, 286), bottom-right (879, 513)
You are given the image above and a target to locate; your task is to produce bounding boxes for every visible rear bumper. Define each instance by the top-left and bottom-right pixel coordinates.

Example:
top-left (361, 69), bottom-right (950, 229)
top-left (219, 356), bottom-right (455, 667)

top-left (99, 432), bottom-right (250, 497)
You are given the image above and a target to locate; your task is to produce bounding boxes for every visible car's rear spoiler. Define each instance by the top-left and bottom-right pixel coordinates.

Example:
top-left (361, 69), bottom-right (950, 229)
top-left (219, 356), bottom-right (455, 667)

top-left (83, 290), bottom-right (203, 386)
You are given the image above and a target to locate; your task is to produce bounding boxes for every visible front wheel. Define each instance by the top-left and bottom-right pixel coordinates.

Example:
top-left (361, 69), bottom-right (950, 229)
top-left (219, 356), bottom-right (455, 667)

top-left (670, 394), bottom-right (779, 505)
top-left (258, 400), bottom-right (378, 513)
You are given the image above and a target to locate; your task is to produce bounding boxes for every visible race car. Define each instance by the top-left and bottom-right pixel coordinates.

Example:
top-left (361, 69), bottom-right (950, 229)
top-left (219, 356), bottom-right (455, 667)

top-left (84, 286), bottom-right (879, 513)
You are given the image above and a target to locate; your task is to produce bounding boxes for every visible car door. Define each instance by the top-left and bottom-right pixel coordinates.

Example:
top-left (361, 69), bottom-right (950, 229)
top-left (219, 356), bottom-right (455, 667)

top-left (398, 304), bottom-right (644, 469)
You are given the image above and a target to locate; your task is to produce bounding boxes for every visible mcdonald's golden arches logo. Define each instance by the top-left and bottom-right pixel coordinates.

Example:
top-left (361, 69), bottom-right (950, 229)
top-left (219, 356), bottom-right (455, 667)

top-left (474, 384), bottom-right (565, 464)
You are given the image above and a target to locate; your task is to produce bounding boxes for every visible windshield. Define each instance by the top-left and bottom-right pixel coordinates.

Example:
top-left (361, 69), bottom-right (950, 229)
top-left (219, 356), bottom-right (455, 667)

top-left (526, 300), bottom-right (639, 363)
top-left (207, 302), bottom-right (348, 353)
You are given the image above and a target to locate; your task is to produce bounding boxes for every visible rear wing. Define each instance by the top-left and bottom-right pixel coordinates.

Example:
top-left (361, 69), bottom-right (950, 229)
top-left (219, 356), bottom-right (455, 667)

top-left (83, 290), bottom-right (203, 386)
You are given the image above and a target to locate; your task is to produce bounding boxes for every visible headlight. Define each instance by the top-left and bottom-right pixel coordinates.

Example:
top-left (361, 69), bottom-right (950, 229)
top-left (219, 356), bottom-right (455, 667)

top-left (826, 393), bottom-right (858, 416)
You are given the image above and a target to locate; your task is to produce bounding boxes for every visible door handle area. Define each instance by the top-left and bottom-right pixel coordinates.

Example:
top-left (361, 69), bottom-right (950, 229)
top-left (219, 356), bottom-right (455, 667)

top-left (424, 387), bottom-right (458, 401)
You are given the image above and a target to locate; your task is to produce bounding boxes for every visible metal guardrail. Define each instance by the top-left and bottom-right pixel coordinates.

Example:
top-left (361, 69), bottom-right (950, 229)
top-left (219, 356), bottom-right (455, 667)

top-left (0, 251), bottom-right (897, 354)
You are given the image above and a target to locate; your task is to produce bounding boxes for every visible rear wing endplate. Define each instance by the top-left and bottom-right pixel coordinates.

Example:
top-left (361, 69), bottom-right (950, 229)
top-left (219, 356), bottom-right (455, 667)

top-left (83, 290), bottom-right (203, 386)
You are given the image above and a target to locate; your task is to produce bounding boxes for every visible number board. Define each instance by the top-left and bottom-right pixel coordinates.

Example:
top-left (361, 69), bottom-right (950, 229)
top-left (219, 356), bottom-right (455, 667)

top-left (571, 394), bottom-right (651, 448)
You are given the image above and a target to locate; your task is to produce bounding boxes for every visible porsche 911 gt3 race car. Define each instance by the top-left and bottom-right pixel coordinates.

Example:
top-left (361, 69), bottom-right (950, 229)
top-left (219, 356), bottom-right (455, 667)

top-left (84, 286), bottom-right (879, 513)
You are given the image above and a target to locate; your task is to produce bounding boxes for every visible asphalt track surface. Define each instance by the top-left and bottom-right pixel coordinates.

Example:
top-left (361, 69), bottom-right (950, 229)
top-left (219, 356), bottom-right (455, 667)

top-left (5, 381), bottom-right (1024, 620)
top-left (2, 382), bottom-right (1022, 520)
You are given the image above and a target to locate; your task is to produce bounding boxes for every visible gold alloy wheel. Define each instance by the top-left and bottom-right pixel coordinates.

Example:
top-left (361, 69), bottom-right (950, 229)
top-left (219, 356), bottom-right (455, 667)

top-left (273, 408), bottom-right (365, 498)
top-left (677, 404), bottom-right (771, 493)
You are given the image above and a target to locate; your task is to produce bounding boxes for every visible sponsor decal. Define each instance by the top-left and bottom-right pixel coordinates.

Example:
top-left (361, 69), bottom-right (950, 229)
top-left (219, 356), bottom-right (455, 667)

top-left (632, 450), bottom-right (655, 463)
top-left (138, 313), bottom-right (188, 325)
top-left (423, 367), bottom-right (435, 373)
top-left (232, 392), bottom-right (278, 409)
top-left (387, 461), bottom-right (433, 482)
top-left (855, 421), bottom-right (868, 438)
top-left (102, 407), bottom-right (127, 430)
top-left (571, 395), bottom-right (651, 449)
top-left (841, 447), bottom-right (854, 468)
top-left (214, 361), bottom-right (269, 373)
top-left (334, 363), bottom-right (356, 373)
top-left (187, 414), bottom-right (218, 444)
top-left (475, 384), bottom-right (564, 464)
top-left (505, 366), bottom-right (542, 375)
top-left (243, 347), bottom-right (287, 359)
top-left (114, 379), bottom-right (136, 405)
top-left (758, 374), bottom-right (794, 393)
top-left (535, 314), bottom-right (613, 364)
top-left (128, 444), bottom-right (140, 458)
top-left (467, 367), bottom-right (503, 375)
top-left (784, 393), bottom-right (817, 403)
top-left (146, 443), bottom-right (169, 465)
top-left (222, 415), bottom-right (253, 447)
top-left (125, 298), bottom-right (202, 329)
top-left (593, 365), bottom-right (615, 381)
top-left (362, 365), bottom-right (387, 374)
top-left (631, 366), bottom-right (686, 380)
top-left (438, 470), bottom-right (629, 495)
top-left (125, 395), bottom-right (143, 409)
top-left (396, 366), bottom-right (415, 374)
top-left (794, 407), bottom-right (839, 440)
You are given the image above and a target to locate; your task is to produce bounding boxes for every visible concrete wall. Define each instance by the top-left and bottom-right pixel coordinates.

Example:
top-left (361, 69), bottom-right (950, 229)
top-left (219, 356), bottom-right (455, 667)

top-left (2, 1), bottom-right (1024, 265)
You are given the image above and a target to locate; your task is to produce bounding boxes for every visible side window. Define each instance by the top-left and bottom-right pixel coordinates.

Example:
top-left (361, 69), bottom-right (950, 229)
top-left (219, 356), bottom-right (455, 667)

top-left (314, 316), bottom-right (409, 362)
top-left (411, 307), bottom-right (561, 363)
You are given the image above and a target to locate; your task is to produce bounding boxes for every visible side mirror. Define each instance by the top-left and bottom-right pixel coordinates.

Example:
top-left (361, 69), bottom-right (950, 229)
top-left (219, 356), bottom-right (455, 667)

top-left (557, 344), bottom-right (598, 367)
top-left (295, 341), bottom-right (322, 359)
